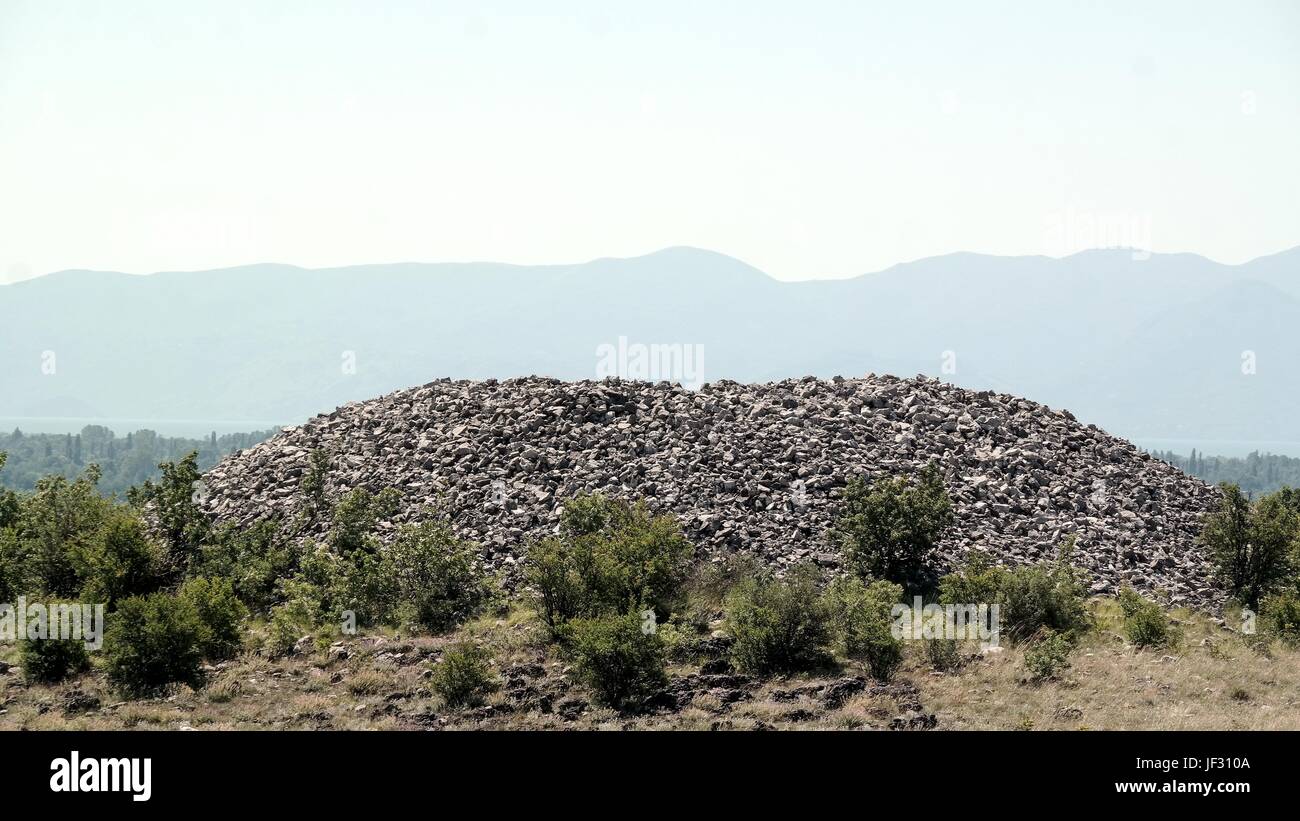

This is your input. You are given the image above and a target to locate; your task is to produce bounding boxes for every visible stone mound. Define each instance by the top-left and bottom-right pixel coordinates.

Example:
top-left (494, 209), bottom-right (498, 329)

top-left (200, 375), bottom-right (1222, 606)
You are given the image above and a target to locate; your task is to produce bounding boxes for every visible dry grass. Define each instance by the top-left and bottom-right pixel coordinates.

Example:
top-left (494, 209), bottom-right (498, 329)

top-left (918, 600), bottom-right (1300, 730)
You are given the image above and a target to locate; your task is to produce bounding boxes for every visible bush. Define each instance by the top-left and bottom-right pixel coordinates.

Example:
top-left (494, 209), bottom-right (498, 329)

top-left (567, 611), bottom-right (668, 710)
top-left (300, 448), bottom-right (332, 524)
top-left (938, 553), bottom-right (1005, 607)
top-left (527, 494), bottom-right (693, 633)
top-left (1023, 629), bottom-right (1072, 682)
top-left (329, 547), bottom-right (397, 627)
top-left (75, 509), bottom-right (165, 608)
top-left (430, 643), bottom-right (499, 708)
top-left (527, 537), bottom-right (586, 633)
top-left (264, 605), bottom-right (304, 659)
top-left (925, 637), bottom-right (963, 672)
top-left (266, 512), bottom-right (494, 635)
top-left (260, 580), bottom-right (326, 659)
top-left (104, 593), bottom-right (206, 697)
top-left (19, 635), bottom-right (91, 683)
top-left (1117, 586), bottom-right (1144, 619)
top-left (1201, 484), bottom-right (1299, 609)
top-left (180, 577), bottom-right (248, 660)
top-left (0, 526), bottom-right (23, 604)
top-left (1261, 591), bottom-right (1300, 646)
top-left (131, 453), bottom-right (210, 574)
top-left (997, 540), bottom-right (1092, 644)
top-left (327, 488), bottom-right (400, 556)
top-left (195, 520), bottom-right (298, 613)
top-left (830, 465), bottom-right (952, 591)
top-left (936, 554), bottom-right (1003, 666)
top-left (679, 553), bottom-right (762, 633)
top-left (389, 520), bottom-right (494, 633)
top-left (18, 468), bottom-right (112, 597)
top-left (726, 564), bottom-right (832, 675)
top-left (822, 575), bottom-right (904, 680)
top-left (1124, 598), bottom-right (1173, 649)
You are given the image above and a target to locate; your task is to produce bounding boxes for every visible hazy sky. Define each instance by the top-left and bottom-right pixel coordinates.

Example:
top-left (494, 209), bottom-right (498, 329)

top-left (1, 0), bottom-right (1297, 282)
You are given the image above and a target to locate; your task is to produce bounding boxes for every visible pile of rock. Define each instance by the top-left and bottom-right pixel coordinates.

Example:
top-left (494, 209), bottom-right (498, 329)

top-left (200, 375), bottom-right (1223, 606)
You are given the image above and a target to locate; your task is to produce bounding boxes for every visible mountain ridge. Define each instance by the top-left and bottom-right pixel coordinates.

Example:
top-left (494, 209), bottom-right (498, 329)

top-left (2, 245), bottom-right (1296, 442)
top-left (11, 243), bottom-right (1299, 287)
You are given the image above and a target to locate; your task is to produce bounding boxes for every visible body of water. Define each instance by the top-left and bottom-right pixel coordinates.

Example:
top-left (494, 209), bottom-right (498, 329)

top-left (0, 417), bottom-right (291, 438)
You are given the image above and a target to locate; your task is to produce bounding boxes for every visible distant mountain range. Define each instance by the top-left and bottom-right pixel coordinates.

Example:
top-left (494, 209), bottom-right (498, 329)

top-left (2, 245), bottom-right (1297, 445)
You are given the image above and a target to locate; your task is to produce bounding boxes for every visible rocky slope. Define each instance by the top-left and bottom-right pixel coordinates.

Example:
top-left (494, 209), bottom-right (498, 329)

top-left (200, 375), bottom-right (1223, 606)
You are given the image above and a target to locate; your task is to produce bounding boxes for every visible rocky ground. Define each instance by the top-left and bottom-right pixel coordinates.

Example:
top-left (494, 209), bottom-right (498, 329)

top-left (201, 375), bottom-right (1223, 606)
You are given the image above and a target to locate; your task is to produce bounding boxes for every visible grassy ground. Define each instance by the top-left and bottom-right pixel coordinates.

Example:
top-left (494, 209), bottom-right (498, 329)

top-left (2, 599), bottom-right (1296, 731)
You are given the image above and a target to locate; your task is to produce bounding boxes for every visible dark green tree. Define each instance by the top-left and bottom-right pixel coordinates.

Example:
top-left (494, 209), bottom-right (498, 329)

top-left (131, 452), bottom-right (210, 575)
top-left (830, 464), bottom-right (954, 591)
top-left (1201, 483), bottom-right (1299, 609)
top-left (74, 507), bottom-right (165, 608)
top-left (17, 466), bottom-right (110, 596)
top-left (300, 448), bottom-right (332, 523)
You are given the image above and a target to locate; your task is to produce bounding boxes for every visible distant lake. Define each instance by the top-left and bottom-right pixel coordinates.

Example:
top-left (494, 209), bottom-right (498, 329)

top-left (0, 417), bottom-right (291, 438)
top-left (1133, 438), bottom-right (1300, 459)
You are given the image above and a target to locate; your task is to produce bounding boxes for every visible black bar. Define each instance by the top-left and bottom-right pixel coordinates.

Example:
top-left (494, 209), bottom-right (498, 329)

top-left (4, 730), bottom-right (1280, 808)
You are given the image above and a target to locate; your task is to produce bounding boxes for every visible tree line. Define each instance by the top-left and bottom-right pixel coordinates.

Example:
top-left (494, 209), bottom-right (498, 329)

top-left (1152, 449), bottom-right (1300, 496)
top-left (0, 426), bottom-right (276, 496)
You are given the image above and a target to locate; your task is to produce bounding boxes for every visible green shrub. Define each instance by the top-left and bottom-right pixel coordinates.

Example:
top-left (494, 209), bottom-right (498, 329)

top-left (389, 520), bottom-right (494, 633)
top-left (1261, 591), bottom-right (1300, 646)
top-left (654, 620), bottom-right (701, 662)
top-left (822, 575), bottom-right (904, 680)
top-left (104, 593), bottom-right (205, 697)
top-left (130, 453), bottom-right (210, 574)
top-left (0, 526), bottom-right (23, 603)
top-left (681, 555), bottom-right (759, 631)
top-left (261, 580), bottom-right (326, 659)
top-left (430, 643), bottom-right (499, 708)
top-left (997, 540), bottom-right (1092, 644)
top-left (1124, 598), bottom-right (1173, 649)
top-left (0, 453), bottom-right (16, 529)
top-left (300, 448), bottom-right (332, 524)
top-left (830, 465), bottom-right (953, 591)
top-left (1201, 484), bottom-right (1299, 609)
top-left (19, 635), bottom-right (91, 683)
top-left (264, 606), bottom-right (304, 659)
top-left (195, 520), bottom-right (298, 613)
top-left (268, 541), bottom-right (380, 631)
top-left (1117, 586), bottom-right (1144, 619)
top-left (567, 611), bottom-right (668, 710)
top-left (329, 546), bottom-right (397, 627)
top-left (18, 468), bottom-right (111, 596)
top-left (327, 488), bottom-right (400, 556)
top-left (74, 508), bottom-right (165, 609)
top-left (1116, 586), bottom-right (1175, 649)
top-left (925, 637), bottom-right (963, 672)
top-left (726, 564), bottom-right (832, 675)
top-left (179, 577), bottom-right (248, 660)
top-left (267, 512), bottom-right (494, 635)
top-left (938, 553), bottom-right (1006, 607)
top-left (280, 547), bottom-right (335, 619)
top-left (527, 536), bottom-right (587, 633)
top-left (526, 494), bottom-right (693, 632)
top-left (1023, 629), bottom-right (1072, 682)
